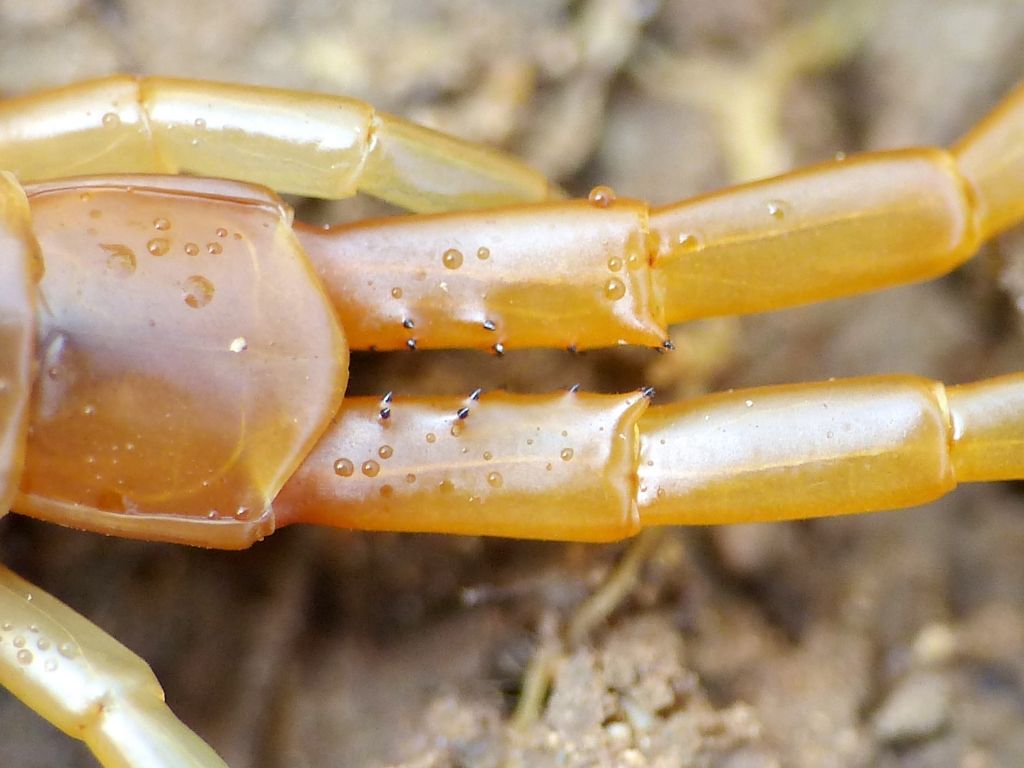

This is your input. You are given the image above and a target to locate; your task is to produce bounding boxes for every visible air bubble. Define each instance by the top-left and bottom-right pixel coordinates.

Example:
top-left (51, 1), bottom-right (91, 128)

top-left (560, 448), bottom-right (574, 461)
top-left (378, 445), bottom-right (394, 459)
top-left (442, 248), bottom-right (464, 269)
top-left (361, 460), bottom-right (380, 477)
top-left (183, 275), bottom-right (215, 308)
top-left (333, 458), bottom-right (354, 477)
top-left (588, 185), bottom-right (616, 207)
top-left (487, 471), bottom-right (503, 488)
top-left (229, 337), bottom-right (248, 353)
top-left (604, 278), bottom-right (626, 301)
top-left (147, 238), bottom-right (170, 256)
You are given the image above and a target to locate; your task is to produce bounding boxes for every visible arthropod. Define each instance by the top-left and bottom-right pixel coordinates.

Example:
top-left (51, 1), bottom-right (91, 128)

top-left (0, 72), bottom-right (1021, 765)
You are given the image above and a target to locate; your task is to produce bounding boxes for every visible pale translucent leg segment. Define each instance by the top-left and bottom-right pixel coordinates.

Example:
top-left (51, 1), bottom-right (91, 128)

top-left (0, 172), bottom-right (36, 516)
top-left (952, 79), bottom-right (1024, 239)
top-left (0, 76), bottom-right (554, 212)
top-left (0, 564), bottom-right (228, 768)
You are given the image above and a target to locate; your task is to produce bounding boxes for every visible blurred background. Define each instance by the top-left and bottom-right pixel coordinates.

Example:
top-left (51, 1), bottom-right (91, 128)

top-left (1, 0), bottom-right (1024, 765)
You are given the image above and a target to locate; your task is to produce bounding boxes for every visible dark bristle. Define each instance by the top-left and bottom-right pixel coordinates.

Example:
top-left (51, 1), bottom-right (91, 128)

top-left (469, 388), bottom-right (482, 401)
top-left (482, 319), bottom-right (496, 332)
top-left (567, 344), bottom-right (578, 354)
top-left (402, 318), bottom-right (415, 329)
top-left (661, 339), bottom-right (675, 351)
top-left (456, 406), bottom-right (470, 420)
top-left (568, 383), bottom-right (581, 394)
top-left (379, 406), bottom-right (391, 420)
top-left (406, 338), bottom-right (418, 351)
top-left (493, 342), bottom-right (505, 356)
top-left (641, 386), bottom-right (656, 399)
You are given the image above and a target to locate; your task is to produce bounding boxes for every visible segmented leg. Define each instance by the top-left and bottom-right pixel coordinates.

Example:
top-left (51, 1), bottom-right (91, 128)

top-left (0, 564), bottom-right (227, 768)
top-left (0, 76), bottom-right (557, 213)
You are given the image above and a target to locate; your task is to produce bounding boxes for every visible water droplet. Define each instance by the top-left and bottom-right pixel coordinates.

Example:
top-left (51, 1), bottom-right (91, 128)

top-left (36, 638), bottom-right (50, 651)
top-left (147, 237), bottom-right (170, 256)
top-left (834, 151), bottom-right (847, 162)
top-left (745, 399), bottom-right (753, 407)
top-left (604, 278), bottom-right (626, 300)
top-left (442, 248), bottom-right (464, 269)
top-left (361, 460), bottom-right (380, 477)
top-left (656, 487), bottom-right (666, 499)
top-left (378, 445), bottom-right (393, 459)
top-left (526, 438), bottom-right (534, 446)
top-left (57, 642), bottom-right (78, 659)
top-left (826, 430), bottom-right (834, 439)
top-left (44, 659), bottom-right (58, 672)
top-left (102, 244), bottom-right (137, 275)
top-left (487, 471), bottom-right (503, 488)
top-left (153, 217), bottom-right (171, 231)
top-left (379, 484), bottom-right (393, 498)
top-left (333, 458), bottom-right (354, 477)
top-left (560, 448), bottom-right (574, 461)
top-left (183, 275), bottom-right (215, 308)
top-left (101, 112), bottom-right (120, 128)
top-left (82, 404), bottom-right (96, 416)
top-left (425, 432), bottom-right (437, 444)
top-left (438, 479), bottom-right (455, 494)
top-left (207, 242), bottom-right (222, 255)
top-left (476, 246), bottom-right (490, 260)
top-left (215, 227), bottom-right (228, 238)
top-left (184, 242), bottom-right (200, 256)
top-left (194, 118), bottom-right (207, 130)
top-left (483, 451), bottom-right (493, 461)
top-left (607, 256), bottom-right (623, 272)
top-left (676, 232), bottom-right (702, 253)
top-left (766, 200), bottom-right (787, 219)
top-left (588, 185), bottom-right (616, 207)
top-left (405, 473), bottom-right (417, 484)
top-left (391, 287), bottom-right (403, 299)
top-left (450, 422), bottom-right (464, 437)
top-left (13, 636), bottom-right (24, 648)
top-left (16, 649), bottom-right (32, 665)
top-left (229, 337), bottom-right (248, 353)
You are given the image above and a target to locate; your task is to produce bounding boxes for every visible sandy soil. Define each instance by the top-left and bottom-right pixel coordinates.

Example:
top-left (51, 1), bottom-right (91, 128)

top-left (1, 1), bottom-right (1024, 766)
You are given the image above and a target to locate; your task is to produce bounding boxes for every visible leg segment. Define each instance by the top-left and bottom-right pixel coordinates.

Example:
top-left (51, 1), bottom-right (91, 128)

top-left (0, 564), bottom-right (228, 768)
top-left (0, 76), bottom-right (555, 212)
top-left (275, 373), bottom-right (1024, 541)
